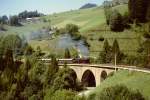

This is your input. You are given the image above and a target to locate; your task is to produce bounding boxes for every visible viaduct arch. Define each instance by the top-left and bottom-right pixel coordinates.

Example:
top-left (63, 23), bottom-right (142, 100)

top-left (41, 59), bottom-right (150, 87)
top-left (59, 64), bottom-right (114, 87)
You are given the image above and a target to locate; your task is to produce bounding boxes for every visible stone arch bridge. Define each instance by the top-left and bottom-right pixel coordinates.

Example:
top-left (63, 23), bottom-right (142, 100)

top-left (40, 59), bottom-right (150, 87)
top-left (59, 64), bottom-right (115, 87)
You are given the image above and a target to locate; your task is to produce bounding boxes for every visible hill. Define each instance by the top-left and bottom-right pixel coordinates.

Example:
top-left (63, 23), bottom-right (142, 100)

top-left (80, 3), bottom-right (97, 9)
top-left (1, 4), bottom-right (139, 58)
top-left (43, 4), bottom-right (139, 57)
top-left (90, 70), bottom-right (150, 99)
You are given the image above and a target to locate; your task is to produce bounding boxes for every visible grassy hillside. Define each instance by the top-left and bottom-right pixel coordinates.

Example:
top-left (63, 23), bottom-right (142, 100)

top-left (43, 6), bottom-right (106, 33)
top-left (36, 4), bottom-right (138, 57)
top-left (43, 4), bottom-right (128, 33)
top-left (90, 70), bottom-right (150, 99)
top-left (1, 4), bottom-right (140, 57)
top-left (42, 4), bottom-right (139, 57)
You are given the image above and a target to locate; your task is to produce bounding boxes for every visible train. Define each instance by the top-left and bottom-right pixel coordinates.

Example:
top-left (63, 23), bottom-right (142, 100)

top-left (40, 58), bottom-right (90, 64)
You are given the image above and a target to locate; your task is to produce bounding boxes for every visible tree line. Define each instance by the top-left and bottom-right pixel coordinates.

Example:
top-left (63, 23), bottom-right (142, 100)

top-left (103, 0), bottom-right (150, 68)
top-left (104, 0), bottom-right (150, 32)
top-left (0, 10), bottom-right (44, 27)
top-left (99, 39), bottom-right (124, 64)
top-left (18, 10), bottom-right (44, 19)
top-left (0, 34), bottom-right (83, 99)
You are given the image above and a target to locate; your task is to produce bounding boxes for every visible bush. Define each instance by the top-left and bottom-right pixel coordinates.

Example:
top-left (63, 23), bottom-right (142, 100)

top-left (143, 32), bottom-right (150, 39)
top-left (124, 55), bottom-right (138, 66)
top-left (110, 10), bottom-right (124, 32)
top-left (98, 36), bottom-right (104, 41)
top-left (9, 15), bottom-right (21, 26)
top-left (122, 12), bottom-right (131, 29)
top-left (66, 24), bottom-right (79, 35)
top-left (90, 37), bottom-right (94, 41)
top-left (107, 72), bottom-right (114, 78)
top-left (129, 0), bottom-right (148, 23)
top-left (72, 33), bottom-right (82, 41)
top-left (53, 66), bottom-right (78, 91)
top-left (44, 89), bottom-right (83, 100)
top-left (50, 90), bottom-right (76, 100)
top-left (88, 85), bottom-right (145, 100)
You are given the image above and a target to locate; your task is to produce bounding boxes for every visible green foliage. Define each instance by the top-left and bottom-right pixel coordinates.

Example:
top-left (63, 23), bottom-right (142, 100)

top-left (44, 89), bottom-right (83, 100)
top-left (45, 55), bottom-right (58, 86)
top-left (122, 12), bottom-right (131, 29)
top-left (53, 66), bottom-right (78, 91)
top-left (143, 32), bottom-right (150, 39)
top-left (0, 49), bottom-right (15, 91)
top-left (110, 10), bottom-right (124, 32)
top-left (112, 39), bottom-right (124, 64)
top-left (4, 49), bottom-right (15, 71)
top-left (34, 46), bottom-right (43, 57)
top-left (98, 36), bottom-right (104, 41)
top-left (64, 48), bottom-right (71, 58)
top-left (104, 4), bottom-right (112, 25)
top-left (129, 0), bottom-right (148, 23)
top-left (66, 24), bottom-right (79, 35)
top-left (9, 15), bottom-right (20, 26)
top-left (1, 34), bottom-right (23, 55)
top-left (142, 39), bottom-right (150, 68)
top-left (146, 1), bottom-right (150, 21)
top-left (18, 10), bottom-right (43, 19)
top-left (124, 55), bottom-right (138, 66)
top-left (50, 90), bottom-right (75, 100)
top-left (89, 85), bottom-right (145, 100)
top-left (24, 45), bottom-right (34, 56)
top-left (99, 39), bottom-right (124, 64)
top-left (99, 39), bottom-right (112, 63)
top-left (0, 15), bottom-right (8, 24)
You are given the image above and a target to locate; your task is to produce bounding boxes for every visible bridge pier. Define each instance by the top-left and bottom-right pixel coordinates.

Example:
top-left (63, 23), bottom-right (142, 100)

top-left (59, 64), bottom-right (115, 87)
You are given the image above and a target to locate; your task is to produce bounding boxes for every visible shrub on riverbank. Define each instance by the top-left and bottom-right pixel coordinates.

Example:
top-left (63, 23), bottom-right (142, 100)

top-left (88, 85), bottom-right (145, 100)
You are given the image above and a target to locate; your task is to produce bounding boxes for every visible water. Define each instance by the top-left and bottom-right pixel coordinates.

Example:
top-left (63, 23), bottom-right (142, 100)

top-left (57, 34), bottom-right (89, 57)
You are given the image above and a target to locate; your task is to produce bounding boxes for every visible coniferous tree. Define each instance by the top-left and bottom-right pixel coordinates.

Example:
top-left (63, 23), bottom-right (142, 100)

top-left (9, 15), bottom-right (20, 26)
top-left (4, 49), bottom-right (14, 71)
top-left (104, 1), bottom-right (112, 25)
top-left (128, 0), bottom-right (148, 22)
top-left (99, 39), bottom-right (112, 63)
top-left (35, 46), bottom-right (42, 57)
top-left (2, 49), bottom-right (15, 90)
top-left (46, 55), bottom-right (58, 86)
top-left (0, 55), bottom-right (3, 71)
top-left (110, 10), bottom-right (124, 32)
top-left (66, 24), bottom-right (79, 35)
top-left (24, 45), bottom-right (33, 56)
top-left (2, 15), bottom-right (8, 24)
top-left (112, 39), bottom-right (124, 64)
top-left (64, 48), bottom-right (71, 58)
top-left (143, 39), bottom-right (150, 68)
top-left (146, 1), bottom-right (150, 22)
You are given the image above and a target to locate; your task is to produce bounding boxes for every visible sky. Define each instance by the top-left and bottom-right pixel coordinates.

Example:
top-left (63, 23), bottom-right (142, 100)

top-left (0, 0), bottom-right (104, 16)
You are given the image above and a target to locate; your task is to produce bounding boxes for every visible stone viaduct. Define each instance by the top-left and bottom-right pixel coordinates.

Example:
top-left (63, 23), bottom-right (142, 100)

top-left (59, 64), bottom-right (115, 87)
top-left (40, 59), bottom-right (150, 87)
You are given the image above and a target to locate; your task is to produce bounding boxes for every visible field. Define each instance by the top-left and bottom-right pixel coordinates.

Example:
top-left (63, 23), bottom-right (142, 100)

top-left (38, 4), bottom-right (140, 57)
top-left (1, 4), bottom-right (141, 57)
top-left (90, 70), bottom-right (150, 99)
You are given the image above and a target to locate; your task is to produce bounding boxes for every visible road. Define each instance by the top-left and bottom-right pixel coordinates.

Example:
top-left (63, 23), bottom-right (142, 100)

top-left (78, 87), bottom-right (95, 96)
